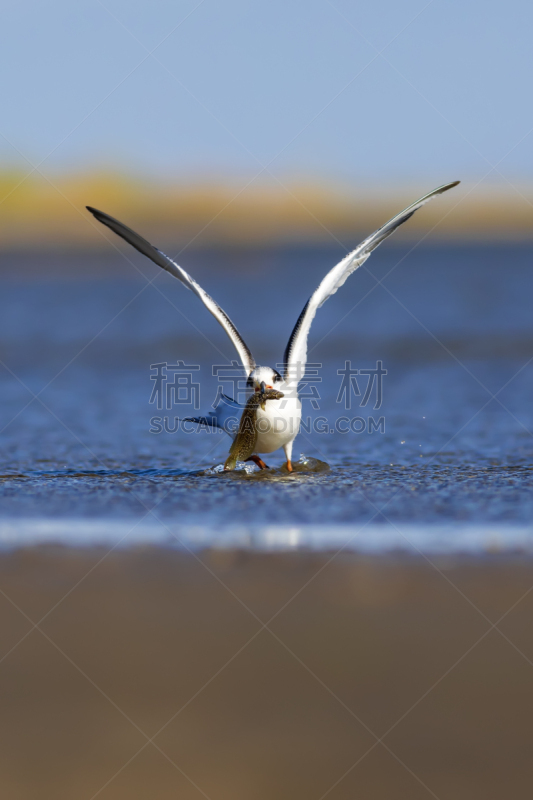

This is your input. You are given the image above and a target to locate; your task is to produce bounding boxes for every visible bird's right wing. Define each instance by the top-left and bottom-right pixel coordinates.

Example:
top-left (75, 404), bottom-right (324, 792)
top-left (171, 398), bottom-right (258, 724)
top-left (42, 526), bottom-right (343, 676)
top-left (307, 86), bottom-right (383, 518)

top-left (87, 206), bottom-right (256, 375)
top-left (283, 181), bottom-right (460, 385)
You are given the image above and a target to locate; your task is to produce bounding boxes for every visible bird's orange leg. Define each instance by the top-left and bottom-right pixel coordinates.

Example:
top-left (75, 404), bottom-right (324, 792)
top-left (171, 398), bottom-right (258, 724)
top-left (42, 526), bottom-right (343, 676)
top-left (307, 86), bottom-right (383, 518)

top-left (283, 442), bottom-right (294, 473)
top-left (246, 455), bottom-right (269, 469)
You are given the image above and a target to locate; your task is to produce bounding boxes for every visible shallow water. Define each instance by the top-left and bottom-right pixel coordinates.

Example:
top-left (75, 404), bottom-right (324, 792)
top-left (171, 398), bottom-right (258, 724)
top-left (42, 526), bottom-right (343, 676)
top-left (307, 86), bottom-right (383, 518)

top-left (1, 242), bottom-right (533, 552)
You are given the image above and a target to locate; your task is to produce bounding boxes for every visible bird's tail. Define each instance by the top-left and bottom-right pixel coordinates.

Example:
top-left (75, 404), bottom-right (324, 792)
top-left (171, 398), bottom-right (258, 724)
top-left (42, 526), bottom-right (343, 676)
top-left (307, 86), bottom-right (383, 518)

top-left (181, 416), bottom-right (220, 429)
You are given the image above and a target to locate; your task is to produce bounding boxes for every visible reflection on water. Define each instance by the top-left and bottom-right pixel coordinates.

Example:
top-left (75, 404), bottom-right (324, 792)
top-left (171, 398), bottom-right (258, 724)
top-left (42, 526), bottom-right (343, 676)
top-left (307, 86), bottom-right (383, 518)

top-left (1, 242), bottom-right (533, 551)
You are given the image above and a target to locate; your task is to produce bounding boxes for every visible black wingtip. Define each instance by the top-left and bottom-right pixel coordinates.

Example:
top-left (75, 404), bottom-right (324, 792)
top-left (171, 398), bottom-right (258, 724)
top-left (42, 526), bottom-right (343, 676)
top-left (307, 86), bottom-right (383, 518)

top-left (434, 180), bottom-right (460, 197)
top-left (86, 206), bottom-right (118, 228)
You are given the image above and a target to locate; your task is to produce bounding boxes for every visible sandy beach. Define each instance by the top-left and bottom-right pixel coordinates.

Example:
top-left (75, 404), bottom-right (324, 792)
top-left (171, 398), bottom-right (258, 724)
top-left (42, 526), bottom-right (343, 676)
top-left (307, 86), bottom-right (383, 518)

top-left (0, 547), bottom-right (531, 799)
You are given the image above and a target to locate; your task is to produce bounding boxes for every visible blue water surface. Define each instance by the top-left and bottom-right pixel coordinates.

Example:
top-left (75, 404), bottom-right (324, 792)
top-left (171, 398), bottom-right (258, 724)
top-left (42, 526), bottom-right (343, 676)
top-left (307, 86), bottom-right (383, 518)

top-left (1, 242), bottom-right (533, 552)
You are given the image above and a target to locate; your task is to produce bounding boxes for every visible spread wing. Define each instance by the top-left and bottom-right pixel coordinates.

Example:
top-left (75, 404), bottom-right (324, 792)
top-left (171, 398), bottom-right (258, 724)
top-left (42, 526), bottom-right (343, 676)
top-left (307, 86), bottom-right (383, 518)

top-left (87, 207), bottom-right (256, 375)
top-left (283, 181), bottom-right (460, 384)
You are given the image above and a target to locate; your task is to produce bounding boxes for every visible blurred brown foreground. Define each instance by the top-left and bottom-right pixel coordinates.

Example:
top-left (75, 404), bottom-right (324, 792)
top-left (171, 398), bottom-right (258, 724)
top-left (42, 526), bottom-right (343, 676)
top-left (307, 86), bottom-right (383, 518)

top-left (1, 171), bottom-right (533, 249)
top-left (0, 547), bottom-right (532, 799)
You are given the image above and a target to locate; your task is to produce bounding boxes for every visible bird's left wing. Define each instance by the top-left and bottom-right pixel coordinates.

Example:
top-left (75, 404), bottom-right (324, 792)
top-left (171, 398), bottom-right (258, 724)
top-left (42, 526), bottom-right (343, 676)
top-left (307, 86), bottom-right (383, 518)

top-left (87, 207), bottom-right (256, 375)
top-left (283, 181), bottom-right (460, 384)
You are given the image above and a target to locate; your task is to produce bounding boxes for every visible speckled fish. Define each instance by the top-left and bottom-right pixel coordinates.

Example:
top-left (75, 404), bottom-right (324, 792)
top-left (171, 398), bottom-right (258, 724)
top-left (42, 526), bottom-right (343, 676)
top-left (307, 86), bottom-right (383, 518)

top-left (224, 385), bottom-right (284, 471)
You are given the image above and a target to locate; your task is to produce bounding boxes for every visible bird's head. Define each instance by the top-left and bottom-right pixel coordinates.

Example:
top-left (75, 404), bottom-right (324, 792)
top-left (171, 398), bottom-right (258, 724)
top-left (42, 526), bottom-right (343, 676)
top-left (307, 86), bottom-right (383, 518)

top-left (247, 365), bottom-right (283, 392)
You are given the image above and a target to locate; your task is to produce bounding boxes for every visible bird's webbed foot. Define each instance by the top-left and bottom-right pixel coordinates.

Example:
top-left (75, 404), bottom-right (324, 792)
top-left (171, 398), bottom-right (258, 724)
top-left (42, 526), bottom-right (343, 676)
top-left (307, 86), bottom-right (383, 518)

top-left (246, 455), bottom-right (269, 470)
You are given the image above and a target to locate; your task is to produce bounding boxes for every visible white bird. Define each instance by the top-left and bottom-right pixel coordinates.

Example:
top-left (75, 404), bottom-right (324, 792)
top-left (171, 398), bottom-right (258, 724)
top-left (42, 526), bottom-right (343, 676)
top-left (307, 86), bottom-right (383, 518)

top-left (87, 181), bottom-right (459, 472)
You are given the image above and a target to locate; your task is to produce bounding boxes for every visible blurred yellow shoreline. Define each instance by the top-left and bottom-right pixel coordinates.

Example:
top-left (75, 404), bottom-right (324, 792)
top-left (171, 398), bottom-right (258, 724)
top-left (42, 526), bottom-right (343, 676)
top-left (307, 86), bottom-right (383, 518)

top-left (1, 171), bottom-right (532, 249)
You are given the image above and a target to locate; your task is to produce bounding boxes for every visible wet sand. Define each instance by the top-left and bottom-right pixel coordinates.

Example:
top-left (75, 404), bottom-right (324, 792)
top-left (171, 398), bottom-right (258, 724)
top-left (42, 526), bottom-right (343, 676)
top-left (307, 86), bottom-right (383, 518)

top-left (0, 547), bottom-right (532, 799)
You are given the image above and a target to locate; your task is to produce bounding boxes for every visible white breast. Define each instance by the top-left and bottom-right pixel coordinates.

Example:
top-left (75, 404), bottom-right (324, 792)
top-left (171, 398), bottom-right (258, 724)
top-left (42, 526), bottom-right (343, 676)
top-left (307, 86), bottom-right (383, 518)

top-left (254, 393), bottom-right (301, 454)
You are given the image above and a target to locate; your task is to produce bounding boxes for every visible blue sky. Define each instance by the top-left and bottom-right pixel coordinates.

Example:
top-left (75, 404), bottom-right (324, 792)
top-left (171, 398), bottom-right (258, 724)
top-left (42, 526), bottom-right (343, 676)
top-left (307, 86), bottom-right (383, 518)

top-left (1, 0), bottom-right (532, 185)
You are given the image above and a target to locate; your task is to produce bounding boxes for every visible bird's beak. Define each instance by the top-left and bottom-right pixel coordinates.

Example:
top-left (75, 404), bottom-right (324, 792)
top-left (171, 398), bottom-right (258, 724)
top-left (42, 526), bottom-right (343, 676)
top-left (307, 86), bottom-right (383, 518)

top-left (255, 381), bottom-right (273, 392)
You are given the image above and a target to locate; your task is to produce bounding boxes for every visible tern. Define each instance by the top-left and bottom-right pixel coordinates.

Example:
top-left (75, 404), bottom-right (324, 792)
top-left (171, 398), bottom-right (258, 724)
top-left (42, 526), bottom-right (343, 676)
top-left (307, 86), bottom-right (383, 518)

top-left (87, 180), bottom-right (459, 472)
